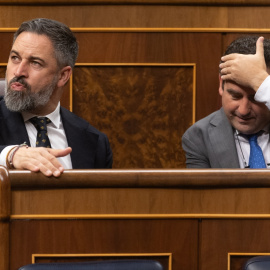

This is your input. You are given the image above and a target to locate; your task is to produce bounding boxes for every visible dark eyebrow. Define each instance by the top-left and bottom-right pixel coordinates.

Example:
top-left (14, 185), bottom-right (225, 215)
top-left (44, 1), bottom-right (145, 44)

top-left (9, 49), bottom-right (19, 56)
top-left (227, 88), bottom-right (256, 100)
top-left (29, 56), bottom-right (46, 65)
top-left (226, 89), bottom-right (242, 96)
top-left (10, 49), bottom-right (46, 65)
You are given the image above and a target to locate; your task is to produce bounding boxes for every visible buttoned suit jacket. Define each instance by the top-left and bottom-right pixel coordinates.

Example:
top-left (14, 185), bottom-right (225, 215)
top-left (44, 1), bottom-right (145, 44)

top-left (182, 108), bottom-right (240, 168)
top-left (0, 100), bottom-right (113, 169)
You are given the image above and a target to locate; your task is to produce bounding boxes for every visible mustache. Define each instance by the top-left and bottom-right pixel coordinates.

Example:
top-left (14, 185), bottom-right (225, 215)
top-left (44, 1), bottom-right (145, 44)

top-left (8, 77), bottom-right (30, 89)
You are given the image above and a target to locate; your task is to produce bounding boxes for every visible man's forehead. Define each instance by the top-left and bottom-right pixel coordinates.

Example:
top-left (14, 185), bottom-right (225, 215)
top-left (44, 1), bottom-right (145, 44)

top-left (12, 32), bottom-right (53, 54)
top-left (224, 80), bottom-right (256, 95)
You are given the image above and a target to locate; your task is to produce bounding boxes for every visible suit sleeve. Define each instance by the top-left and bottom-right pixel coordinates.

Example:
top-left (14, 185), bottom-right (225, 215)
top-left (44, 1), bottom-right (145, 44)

top-left (181, 129), bottom-right (211, 168)
top-left (95, 132), bottom-right (113, 168)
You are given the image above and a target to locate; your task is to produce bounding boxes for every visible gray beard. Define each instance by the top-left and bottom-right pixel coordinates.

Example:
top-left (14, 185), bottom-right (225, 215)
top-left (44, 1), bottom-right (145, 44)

top-left (4, 77), bottom-right (57, 113)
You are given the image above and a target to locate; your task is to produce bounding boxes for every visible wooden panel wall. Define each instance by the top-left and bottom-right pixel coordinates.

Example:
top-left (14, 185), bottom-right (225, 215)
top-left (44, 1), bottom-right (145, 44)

top-left (0, 1), bottom-right (270, 29)
top-left (1, 2), bottom-right (270, 168)
top-left (73, 64), bottom-right (194, 168)
top-left (8, 169), bottom-right (270, 270)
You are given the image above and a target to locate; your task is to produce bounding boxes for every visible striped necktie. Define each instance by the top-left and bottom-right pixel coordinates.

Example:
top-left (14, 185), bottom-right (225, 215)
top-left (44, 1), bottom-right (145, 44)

top-left (29, 117), bottom-right (51, 148)
top-left (248, 133), bottom-right (266, 168)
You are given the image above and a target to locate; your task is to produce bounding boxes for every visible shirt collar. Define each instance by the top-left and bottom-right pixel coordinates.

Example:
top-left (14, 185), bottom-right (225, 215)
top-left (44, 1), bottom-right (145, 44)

top-left (235, 124), bottom-right (270, 141)
top-left (22, 102), bottom-right (61, 128)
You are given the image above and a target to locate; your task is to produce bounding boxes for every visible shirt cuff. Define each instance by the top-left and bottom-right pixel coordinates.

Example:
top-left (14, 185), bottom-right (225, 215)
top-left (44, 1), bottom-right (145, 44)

top-left (0, 145), bottom-right (18, 167)
top-left (255, 75), bottom-right (270, 110)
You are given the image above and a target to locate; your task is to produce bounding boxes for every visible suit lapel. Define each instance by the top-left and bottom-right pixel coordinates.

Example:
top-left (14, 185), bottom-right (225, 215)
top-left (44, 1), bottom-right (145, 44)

top-left (0, 101), bottom-right (30, 146)
top-left (209, 108), bottom-right (240, 168)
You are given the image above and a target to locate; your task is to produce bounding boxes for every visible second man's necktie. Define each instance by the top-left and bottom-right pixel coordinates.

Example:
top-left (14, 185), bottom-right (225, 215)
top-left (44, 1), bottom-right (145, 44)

top-left (248, 133), bottom-right (266, 168)
top-left (29, 117), bottom-right (51, 148)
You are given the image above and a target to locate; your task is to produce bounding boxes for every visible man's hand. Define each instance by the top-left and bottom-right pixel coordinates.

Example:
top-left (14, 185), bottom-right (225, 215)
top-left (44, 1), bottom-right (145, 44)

top-left (219, 36), bottom-right (268, 91)
top-left (12, 146), bottom-right (72, 177)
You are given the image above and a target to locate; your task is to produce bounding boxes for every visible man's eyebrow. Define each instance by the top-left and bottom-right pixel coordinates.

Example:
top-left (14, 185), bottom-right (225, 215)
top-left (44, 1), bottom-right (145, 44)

top-left (10, 50), bottom-right (46, 64)
top-left (9, 49), bottom-right (19, 56)
top-left (226, 89), bottom-right (241, 95)
top-left (227, 88), bottom-right (255, 99)
top-left (29, 56), bottom-right (46, 64)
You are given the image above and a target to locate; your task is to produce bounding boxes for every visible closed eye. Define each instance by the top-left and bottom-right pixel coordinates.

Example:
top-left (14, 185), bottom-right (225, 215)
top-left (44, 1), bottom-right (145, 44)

top-left (227, 89), bottom-right (243, 100)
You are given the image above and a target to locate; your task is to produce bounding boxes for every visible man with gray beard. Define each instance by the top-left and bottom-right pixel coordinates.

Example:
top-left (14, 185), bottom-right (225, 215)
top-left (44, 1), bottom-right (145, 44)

top-left (5, 74), bottom-right (57, 112)
top-left (0, 18), bottom-right (113, 176)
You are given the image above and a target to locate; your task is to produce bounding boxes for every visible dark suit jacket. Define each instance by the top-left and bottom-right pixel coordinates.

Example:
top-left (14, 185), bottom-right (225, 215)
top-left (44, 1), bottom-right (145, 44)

top-left (0, 100), bottom-right (113, 169)
top-left (181, 108), bottom-right (240, 168)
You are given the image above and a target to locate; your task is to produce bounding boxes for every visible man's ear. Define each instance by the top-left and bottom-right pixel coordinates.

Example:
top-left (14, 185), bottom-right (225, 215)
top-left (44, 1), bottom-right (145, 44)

top-left (218, 74), bottom-right (224, 96)
top-left (57, 66), bottom-right (72, 88)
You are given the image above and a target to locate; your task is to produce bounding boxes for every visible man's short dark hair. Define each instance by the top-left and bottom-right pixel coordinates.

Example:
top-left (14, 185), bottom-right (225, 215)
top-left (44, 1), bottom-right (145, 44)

top-left (223, 35), bottom-right (270, 69)
top-left (13, 18), bottom-right (78, 69)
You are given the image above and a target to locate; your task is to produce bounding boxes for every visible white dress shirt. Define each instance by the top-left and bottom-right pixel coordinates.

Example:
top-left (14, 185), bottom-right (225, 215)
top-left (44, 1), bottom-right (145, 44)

top-left (0, 103), bottom-right (73, 169)
top-left (235, 129), bottom-right (270, 168)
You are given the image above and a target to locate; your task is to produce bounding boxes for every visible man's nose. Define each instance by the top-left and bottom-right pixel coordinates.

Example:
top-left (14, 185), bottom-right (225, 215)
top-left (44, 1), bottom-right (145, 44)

top-left (237, 98), bottom-right (251, 116)
top-left (14, 61), bottom-right (28, 78)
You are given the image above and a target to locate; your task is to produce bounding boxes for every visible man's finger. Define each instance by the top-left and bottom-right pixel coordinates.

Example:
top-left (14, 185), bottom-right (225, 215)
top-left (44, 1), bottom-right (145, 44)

top-left (220, 66), bottom-right (232, 75)
top-left (256, 36), bottom-right (265, 57)
top-left (221, 53), bottom-right (238, 62)
top-left (220, 74), bottom-right (232, 80)
top-left (47, 147), bottom-right (72, 158)
top-left (219, 60), bottom-right (234, 70)
top-left (12, 147), bottom-right (70, 177)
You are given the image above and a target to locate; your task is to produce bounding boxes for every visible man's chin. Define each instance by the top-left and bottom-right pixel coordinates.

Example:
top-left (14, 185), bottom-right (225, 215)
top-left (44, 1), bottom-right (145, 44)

top-left (234, 126), bottom-right (258, 135)
top-left (232, 121), bottom-right (257, 134)
top-left (4, 95), bottom-right (32, 112)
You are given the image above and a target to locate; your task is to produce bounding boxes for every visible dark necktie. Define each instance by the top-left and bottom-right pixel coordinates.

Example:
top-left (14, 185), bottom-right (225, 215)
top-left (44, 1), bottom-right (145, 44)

top-left (248, 133), bottom-right (266, 168)
top-left (29, 117), bottom-right (51, 148)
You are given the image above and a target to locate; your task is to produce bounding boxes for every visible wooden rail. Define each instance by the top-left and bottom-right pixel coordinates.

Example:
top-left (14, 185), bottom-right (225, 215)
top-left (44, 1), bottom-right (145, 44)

top-left (6, 168), bottom-right (270, 270)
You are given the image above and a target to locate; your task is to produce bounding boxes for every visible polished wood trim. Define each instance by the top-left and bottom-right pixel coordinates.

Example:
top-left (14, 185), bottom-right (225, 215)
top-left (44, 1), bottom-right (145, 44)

top-left (32, 253), bottom-right (172, 257)
top-left (0, 29), bottom-right (16, 32)
top-left (0, 0), bottom-right (268, 6)
top-left (228, 253), bottom-right (270, 270)
top-left (32, 253), bottom-right (172, 270)
top-left (0, 166), bottom-right (10, 270)
top-left (11, 214), bottom-right (270, 220)
top-left (229, 252), bottom-right (270, 256)
top-left (0, 166), bottom-right (10, 219)
top-left (75, 63), bottom-right (195, 66)
top-left (2, 28), bottom-right (270, 33)
top-left (9, 169), bottom-right (270, 189)
top-left (70, 28), bottom-right (270, 33)
top-left (69, 75), bottom-right (73, 112)
top-left (193, 65), bottom-right (196, 124)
